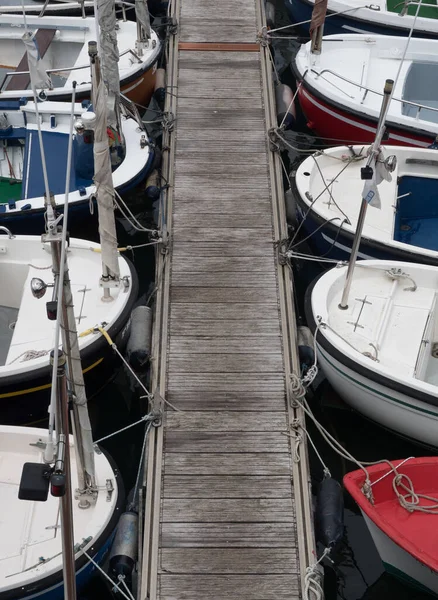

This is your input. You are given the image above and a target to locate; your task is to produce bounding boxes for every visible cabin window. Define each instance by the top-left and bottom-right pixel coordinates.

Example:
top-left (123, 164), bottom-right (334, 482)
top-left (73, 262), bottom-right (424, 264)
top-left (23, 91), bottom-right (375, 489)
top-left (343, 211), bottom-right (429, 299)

top-left (402, 62), bottom-right (438, 124)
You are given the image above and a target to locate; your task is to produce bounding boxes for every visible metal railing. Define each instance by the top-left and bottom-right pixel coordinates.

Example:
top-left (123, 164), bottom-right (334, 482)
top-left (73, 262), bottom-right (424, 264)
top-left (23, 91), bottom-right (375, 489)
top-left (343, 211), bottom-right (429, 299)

top-left (310, 67), bottom-right (438, 121)
top-left (0, 48), bottom-right (143, 93)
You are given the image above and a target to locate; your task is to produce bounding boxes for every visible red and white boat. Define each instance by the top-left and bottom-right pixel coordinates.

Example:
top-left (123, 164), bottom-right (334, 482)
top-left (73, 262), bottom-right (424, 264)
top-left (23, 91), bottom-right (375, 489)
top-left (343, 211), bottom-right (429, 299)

top-left (344, 458), bottom-right (438, 595)
top-left (292, 34), bottom-right (438, 147)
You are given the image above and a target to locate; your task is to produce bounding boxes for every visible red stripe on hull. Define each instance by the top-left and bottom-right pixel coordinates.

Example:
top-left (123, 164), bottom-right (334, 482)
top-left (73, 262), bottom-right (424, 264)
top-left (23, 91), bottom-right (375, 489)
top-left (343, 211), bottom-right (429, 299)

top-left (297, 86), bottom-right (433, 148)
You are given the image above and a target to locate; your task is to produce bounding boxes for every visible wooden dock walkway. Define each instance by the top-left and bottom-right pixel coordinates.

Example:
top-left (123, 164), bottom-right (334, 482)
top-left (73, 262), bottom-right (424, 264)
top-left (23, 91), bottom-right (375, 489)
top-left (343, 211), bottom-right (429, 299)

top-left (139, 1), bottom-right (318, 598)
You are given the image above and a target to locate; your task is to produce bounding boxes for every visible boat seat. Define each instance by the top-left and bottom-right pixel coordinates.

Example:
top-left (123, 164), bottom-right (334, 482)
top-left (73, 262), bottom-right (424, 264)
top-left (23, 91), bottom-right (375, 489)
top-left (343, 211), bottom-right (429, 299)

top-left (5, 29), bottom-right (56, 92)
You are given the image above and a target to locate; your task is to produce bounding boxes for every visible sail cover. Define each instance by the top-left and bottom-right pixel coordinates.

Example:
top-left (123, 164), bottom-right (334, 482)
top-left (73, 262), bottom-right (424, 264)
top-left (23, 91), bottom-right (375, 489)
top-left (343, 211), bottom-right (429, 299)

top-left (97, 0), bottom-right (120, 124)
top-left (309, 0), bottom-right (328, 36)
top-left (22, 30), bottom-right (51, 90)
top-left (135, 0), bottom-right (151, 40)
top-left (94, 78), bottom-right (120, 279)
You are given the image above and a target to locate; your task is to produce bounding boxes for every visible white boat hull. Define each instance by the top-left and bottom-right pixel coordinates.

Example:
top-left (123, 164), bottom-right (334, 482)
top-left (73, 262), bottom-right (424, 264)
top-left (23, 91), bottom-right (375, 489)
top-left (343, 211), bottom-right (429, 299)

top-left (361, 513), bottom-right (438, 594)
top-left (317, 343), bottom-right (438, 448)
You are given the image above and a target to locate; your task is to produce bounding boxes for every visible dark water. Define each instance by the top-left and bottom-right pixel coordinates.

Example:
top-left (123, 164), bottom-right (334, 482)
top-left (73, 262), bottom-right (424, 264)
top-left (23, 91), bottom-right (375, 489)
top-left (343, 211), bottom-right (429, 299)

top-left (271, 1), bottom-right (438, 599)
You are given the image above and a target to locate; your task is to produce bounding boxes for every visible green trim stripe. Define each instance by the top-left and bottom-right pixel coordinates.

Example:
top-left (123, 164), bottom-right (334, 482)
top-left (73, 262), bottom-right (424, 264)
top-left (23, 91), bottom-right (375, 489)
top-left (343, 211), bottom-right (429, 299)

top-left (318, 345), bottom-right (438, 418)
top-left (383, 561), bottom-right (436, 595)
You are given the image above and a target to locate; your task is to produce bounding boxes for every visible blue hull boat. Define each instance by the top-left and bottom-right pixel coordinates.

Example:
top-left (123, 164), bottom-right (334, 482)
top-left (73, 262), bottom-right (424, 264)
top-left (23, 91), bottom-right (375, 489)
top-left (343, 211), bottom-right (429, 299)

top-left (0, 99), bottom-right (154, 235)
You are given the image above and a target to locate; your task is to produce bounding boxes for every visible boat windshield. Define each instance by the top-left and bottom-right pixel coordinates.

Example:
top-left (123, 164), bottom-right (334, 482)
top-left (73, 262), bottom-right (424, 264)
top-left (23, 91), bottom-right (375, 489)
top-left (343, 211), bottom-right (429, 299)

top-left (402, 62), bottom-right (438, 124)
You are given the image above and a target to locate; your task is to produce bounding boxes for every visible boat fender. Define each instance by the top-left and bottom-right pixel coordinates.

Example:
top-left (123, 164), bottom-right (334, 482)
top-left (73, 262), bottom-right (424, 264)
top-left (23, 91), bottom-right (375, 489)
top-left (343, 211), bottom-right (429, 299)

top-left (285, 188), bottom-right (297, 225)
top-left (154, 68), bottom-right (166, 111)
top-left (315, 476), bottom-right (344, 549)
top-left (145, 169), bottom-right (161, 201)
top-left (428, 135), bottom-right (438, 149)
top-left (275, 84), bottom-right (296, 130)
top-left (110, 511), bottom-right (138, 579)
top-left (297, 325), bottom-right (315, 372)
top-left (265, 1), bottom-right (275, 29)
top-left (126, 305), bottom-right (153, 369)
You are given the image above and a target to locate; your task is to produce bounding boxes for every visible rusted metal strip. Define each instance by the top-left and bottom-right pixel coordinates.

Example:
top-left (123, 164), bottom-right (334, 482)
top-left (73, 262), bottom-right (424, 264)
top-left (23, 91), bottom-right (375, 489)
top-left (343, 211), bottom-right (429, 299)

top-left (178, 42), bottom-right (260, 52)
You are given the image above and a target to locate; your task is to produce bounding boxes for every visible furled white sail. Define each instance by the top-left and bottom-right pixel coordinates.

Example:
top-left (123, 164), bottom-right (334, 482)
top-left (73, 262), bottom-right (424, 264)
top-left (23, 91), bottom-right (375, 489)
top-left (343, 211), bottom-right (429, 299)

top-left (93, 78), bottom-right (120, 279)
top-left (97, 0), bottom-right (119, 125)
top-left (22, 30), bottom-right (51, 90)
top-left (135, 0), bottom-right (151, 41)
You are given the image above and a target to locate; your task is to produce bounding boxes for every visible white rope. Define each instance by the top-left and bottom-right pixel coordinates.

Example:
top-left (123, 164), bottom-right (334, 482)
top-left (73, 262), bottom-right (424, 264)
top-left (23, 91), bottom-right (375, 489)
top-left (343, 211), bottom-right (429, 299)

top-left (118, 575), bottom-right (135, 600)
top-left (279, 82), bottom-right (301, 130)
top-left (304, 547), bottom-right (330, 600)
top-left (94, 413), bottom-right (154, 444)
top-left (267, 5), bottom-right (370, 34)
top-left (114, 188), bottom-right (157, 233)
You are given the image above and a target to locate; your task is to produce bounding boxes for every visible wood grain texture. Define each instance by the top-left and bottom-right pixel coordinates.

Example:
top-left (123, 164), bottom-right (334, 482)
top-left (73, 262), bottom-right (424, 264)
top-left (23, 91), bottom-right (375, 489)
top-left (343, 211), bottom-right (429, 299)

top-left (165, 390), bottom-right (286, 412)
top-left (161, 522), bottom-right (296, 547)
top-left (163, 453), bottom-right (291, 475)
top-left (172, 227), bottom-right (273, 243)
top-left (170, 287), bottom-right (277, 303)
top-left (162, 498), bottom-right (294, 522)
top-left (158, 574), bottom-right (300, 599)
top-left (169, 335), bottom-right (281, 353)
top-left (167, 354), bottom-right (283, 374)
top-left (166, 373), bottom-right (285, 390)
top-left (160, 548), bottom-right (297, 573)
top-left (171, 242), bottom-right (273, 259)
top-left (169, 302), bottom-right (279, 321)
top-left (165, 411), bottom-right (287, 431)
top-left (169, 319), bottom-right (281, 337)
top-left (162, 475), bottom-right (293, 498)
top-left (172, 212), bottom-right (272, 228)
top-left (164, 431), bottom-right (288, 453)
top-left (171, 256), bottom-right (274, 273)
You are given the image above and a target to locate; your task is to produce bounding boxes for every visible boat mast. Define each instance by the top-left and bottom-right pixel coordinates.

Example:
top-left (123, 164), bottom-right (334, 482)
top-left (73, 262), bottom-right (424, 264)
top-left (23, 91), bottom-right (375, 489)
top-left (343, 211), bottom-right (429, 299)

top-left (89, 0), bottom-right (124, 300)
top-left (339, 79), bottom-right (394, 310)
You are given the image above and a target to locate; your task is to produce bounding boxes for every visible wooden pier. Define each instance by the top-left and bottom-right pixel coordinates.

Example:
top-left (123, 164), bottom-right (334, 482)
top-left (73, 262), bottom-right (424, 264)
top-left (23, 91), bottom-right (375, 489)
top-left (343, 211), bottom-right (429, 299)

top-left (139, 0), bottom-right (317, 598)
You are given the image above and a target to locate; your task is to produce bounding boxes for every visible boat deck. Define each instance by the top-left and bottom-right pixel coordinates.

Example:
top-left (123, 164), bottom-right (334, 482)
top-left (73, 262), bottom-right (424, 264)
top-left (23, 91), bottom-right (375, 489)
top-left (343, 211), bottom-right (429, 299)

top-left (139, 1), bottom-right (316, 598)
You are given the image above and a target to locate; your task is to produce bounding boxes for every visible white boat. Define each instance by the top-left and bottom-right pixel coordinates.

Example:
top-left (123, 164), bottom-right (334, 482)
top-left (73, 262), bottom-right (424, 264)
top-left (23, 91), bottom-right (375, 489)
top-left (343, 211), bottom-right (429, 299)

top-left (0, 99), bottom-right (154, 233)
top-left (0, 13), bottom-right (162, 105)
top-left (292, 34), bottom-right (438, 147)
top-left (0, 233), bottom-right (138, 425)
top-left (305, 259), bottom-right (438, 447)
top-left (0, 424), bottom-right (124, 599)
top-left (285, 0), bottom-right (438, 39)
top-left (293, 144), bottom-right (438, 265)
top-left (344, 457), bottom-right (438, 595)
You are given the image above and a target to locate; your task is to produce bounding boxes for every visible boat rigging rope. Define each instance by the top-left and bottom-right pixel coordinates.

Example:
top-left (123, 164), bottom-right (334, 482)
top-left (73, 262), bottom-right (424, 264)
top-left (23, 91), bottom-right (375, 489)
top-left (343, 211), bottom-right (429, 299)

top-left (81, 549), bottom-right (133, 600)
top-left (266, 5), bottom-right (372, 35)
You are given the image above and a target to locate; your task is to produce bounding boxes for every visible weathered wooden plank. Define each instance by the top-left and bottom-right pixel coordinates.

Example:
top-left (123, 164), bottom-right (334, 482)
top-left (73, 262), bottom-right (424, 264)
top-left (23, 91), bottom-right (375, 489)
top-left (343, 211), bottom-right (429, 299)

top-left (169, 319), bottom-right (281, 336)
top-left (164, 453), bottom-right (290, 475)
top-left (170, 287), bottom-right (276, 303)
top-left (173, 190), bottom-right (271, 203)
top-left (176, 139), bottom-right (266, 153)
top-left (176, 81), bottom-right (262, 98)
top-left (166, 390), bottom-right (286, 412)
top-left (174, 151), bottom-right (267, 165)
top-left (178, 69), bottom-right (261, 82)
top-left (160, 548), bottom-right (297, 573)
top-left (171, 256), bottom-right (274, 272)
top-left (177, 96), bottom-right (262, 110)
top-left (179, 50), bottom-right (260, 64)
top-left (175, 162), bottom-right (268, 177)
top-left (174, 178), bottom-right (270, 191)
top-left (169, 336), bottom-right (281, 354)
top-left (161, 522), bottom-right (296, 547)
top-left (172, 211), bottom-right (271, 228)
top-left (174, 128), bottom-right (266, 142)
top-left (181, 0), bottom-right (256, 16)
top-left (171, 242), bottom-right (273, 258)
top-left (167, 373), bottom-right (285, 391)
top-left (162, 498), bottom-right (294, 522)
top-left (159, 574), bottom-right (300, 600)
top-left (174, 151), bottom-right (268, 165)
top-left (165, 411), bottom-right (286, 431)
top-left (162, 475), bottom-right (292, 498)
top-left (170, 272), bottom-right (276, 288)
top-left (172, 201), bottom-right (271, 218)
top-left (169, 302), bottom-right (279, 321)
top-left (180, 26), bottom-right (258, 46)
top-left (164, 431), bottom-right (288, 453)
top-left (172, 227), bottom-right (273, 243)
top-left (167, 354), bottom-right (283, 374)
